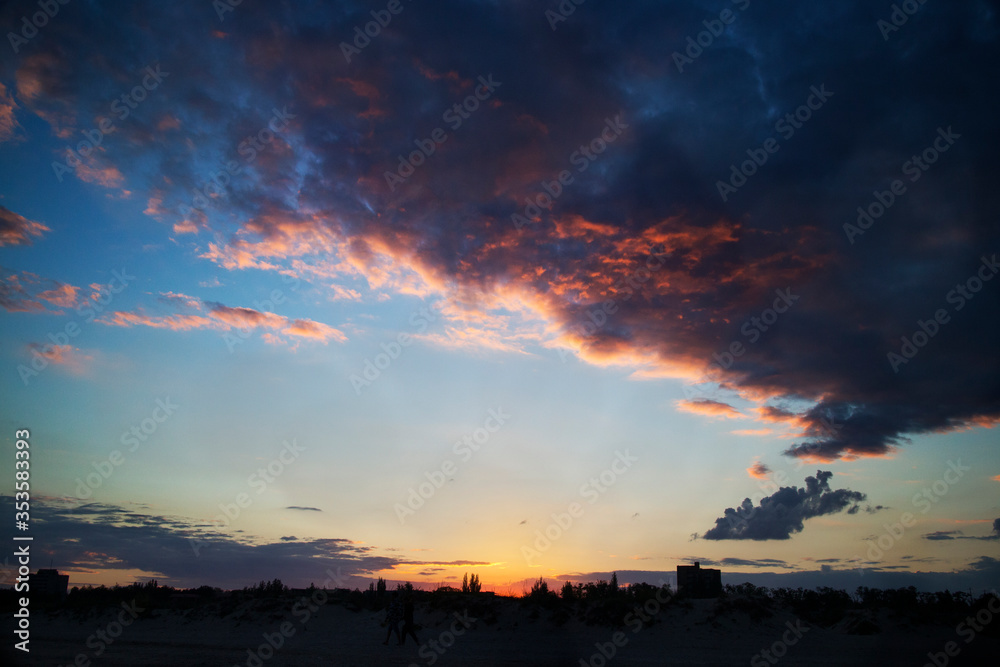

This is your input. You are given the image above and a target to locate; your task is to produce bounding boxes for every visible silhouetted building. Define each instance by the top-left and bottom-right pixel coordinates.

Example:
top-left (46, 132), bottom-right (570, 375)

top-left (676, 561), bottom-right (721, 598)
top-left (30, 569), bottom-right (69, 597)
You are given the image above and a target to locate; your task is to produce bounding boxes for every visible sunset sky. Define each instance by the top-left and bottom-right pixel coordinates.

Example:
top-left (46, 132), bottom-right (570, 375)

top-left (1, 0), bottom-right (998, 594)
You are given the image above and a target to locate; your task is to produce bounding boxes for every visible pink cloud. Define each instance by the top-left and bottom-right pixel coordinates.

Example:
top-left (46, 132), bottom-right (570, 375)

top-left (675, 398), bottom-right (742, 419)
top-left (0, 206), bottom-right (49, 247)
top-left (0, 82), bottom-right (22, 143)
top-left (101, 311), bottom-right (217, 332)
top-left (37, 283), bottom-right (80, 308)
top-left (27, 343), bottom-right (93, 375)
top-left (1, 270), bottom-right (80, 313)
top-left (282, 319), bottom-right (347, 343)
top-left (732, 428), bottom-right (774, 437)
top-left (100, 294), bottom-right (345, 347)
top-left (75, 159), bottom-right (125, 189)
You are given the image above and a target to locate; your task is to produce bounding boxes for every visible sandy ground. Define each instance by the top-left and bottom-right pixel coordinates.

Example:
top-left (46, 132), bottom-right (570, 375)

top-left (12, 598), bottom-right (999, 666)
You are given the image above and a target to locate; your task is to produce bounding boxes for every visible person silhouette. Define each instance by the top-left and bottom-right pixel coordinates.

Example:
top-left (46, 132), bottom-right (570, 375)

top-left (398, 595), bottom-right (420, 645)
top-left (383, 593), bottom-right (402, 645)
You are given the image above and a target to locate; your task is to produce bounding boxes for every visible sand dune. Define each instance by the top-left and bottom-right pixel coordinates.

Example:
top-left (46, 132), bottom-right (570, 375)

top-left (14, 592), bottom-right (1000, 666)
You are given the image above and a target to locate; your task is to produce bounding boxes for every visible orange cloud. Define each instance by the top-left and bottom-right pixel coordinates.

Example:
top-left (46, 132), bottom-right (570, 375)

top-left (0, 206), bottom-right (49, 247)
top-left (551, 214), bottom-right (618, 240)
top-left (27, 343), bottom-right (93, 375)
top-left (144, 194), bottom-right (167, 218)
top-left (282, 319), bottom-right (347, 343)
top-left (173, 219), bottom-right (199, 235)
top-left (100, 294), bottom-right (346, 347)
top-left (732, 428), bottom-right (774, 436)
top-left (754, 405), bottom-right (810, 430)
top-left (156, 114), bottom-right (181, 131)
top-left (75, 158), bottom-right (125, 189)
top-left (102, 311), bottom-right (217, 332)
top-left (747, 462), bottom-right (771, 479)
top-left (206, 303), bottom-right (286, 330)
top-left (0, 82), bottom-right (21, 143)
top-left (1, 270), bottom-right (80, 313)
top-left (37, 283), bottom-right (80, 308)
top-left (675, 398), bottom-right (742, 419)
top-left (186, 201), bottom-right (824, 399)
top-left (335, 77), bottom-right (386, 119)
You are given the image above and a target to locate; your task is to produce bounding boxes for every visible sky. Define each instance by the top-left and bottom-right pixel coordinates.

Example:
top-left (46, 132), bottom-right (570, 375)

top-left (0, 0), bottom-right (998, 595)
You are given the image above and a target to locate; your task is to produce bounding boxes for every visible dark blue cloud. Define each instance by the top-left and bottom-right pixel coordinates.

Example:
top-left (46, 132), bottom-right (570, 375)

top-left (0, 0), bottom-right (997, 464)
top-left (702, 471), bottom-right (871, 540)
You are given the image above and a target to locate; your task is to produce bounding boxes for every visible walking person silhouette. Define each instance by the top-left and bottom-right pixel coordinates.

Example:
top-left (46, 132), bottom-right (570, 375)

top-left (398, 594), bottom-right (420, 645)
top-left (383, 593), bottom-right (402, 645)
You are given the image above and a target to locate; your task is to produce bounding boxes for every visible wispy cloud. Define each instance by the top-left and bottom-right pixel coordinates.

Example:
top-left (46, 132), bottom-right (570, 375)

top-left (676, 399), bottom-right (742, 419)
top-left (0, 206), bottom-right (48, 247)
top-left (99, 293), bottom-right (346, 346)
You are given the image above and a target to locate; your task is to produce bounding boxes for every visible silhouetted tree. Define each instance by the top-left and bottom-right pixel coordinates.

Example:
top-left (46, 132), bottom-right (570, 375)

top-left (530, 577), bottom-right (548, 597)
top-left (561, 581), bottom-right (576, 601)
top-left (462, 573), bottom-right (482, 593)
